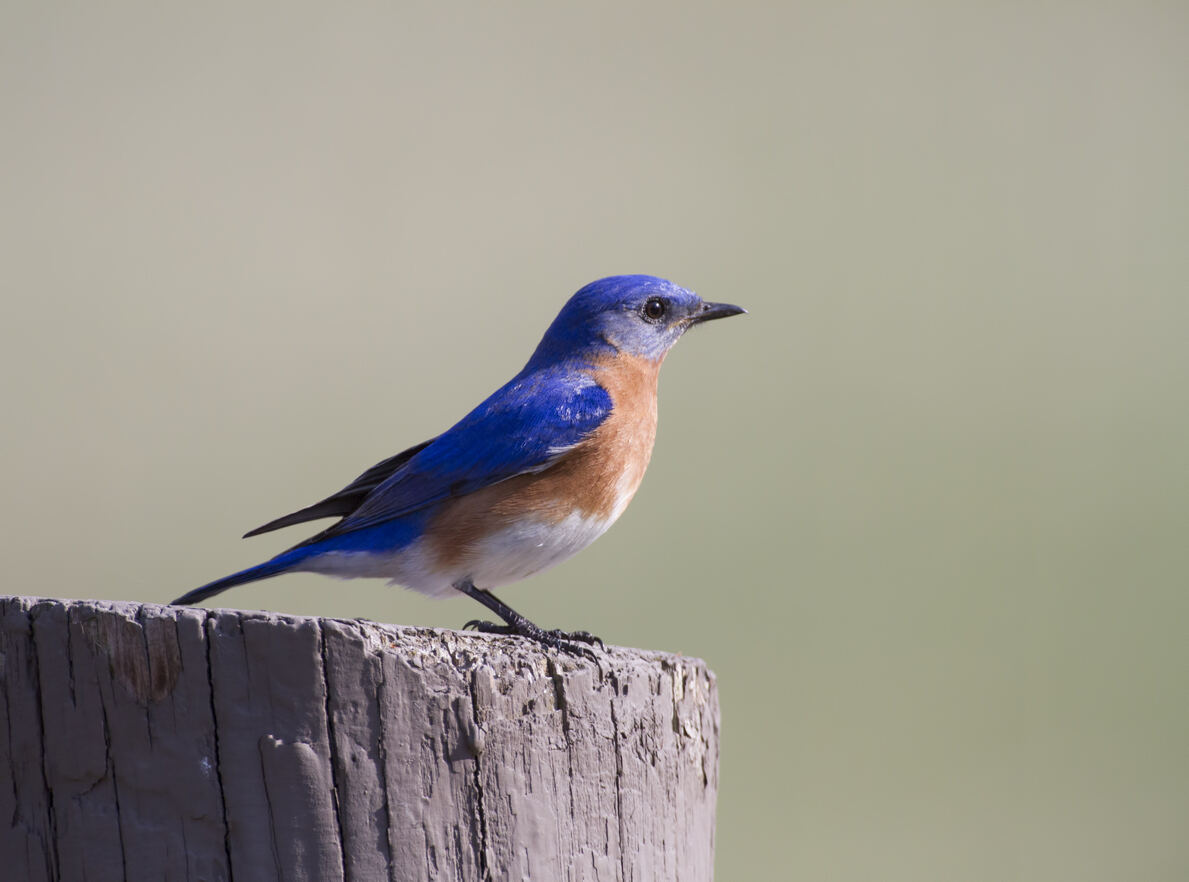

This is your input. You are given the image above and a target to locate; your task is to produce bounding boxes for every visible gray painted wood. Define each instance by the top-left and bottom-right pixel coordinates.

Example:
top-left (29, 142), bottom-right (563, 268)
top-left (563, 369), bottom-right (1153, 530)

top-left (0, 597), bottom-right (719, 881)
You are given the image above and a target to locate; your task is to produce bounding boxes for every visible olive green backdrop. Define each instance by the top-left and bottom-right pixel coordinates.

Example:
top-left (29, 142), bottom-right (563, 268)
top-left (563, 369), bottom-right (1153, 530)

top-left (4, 2), bottom-right (1187, 879)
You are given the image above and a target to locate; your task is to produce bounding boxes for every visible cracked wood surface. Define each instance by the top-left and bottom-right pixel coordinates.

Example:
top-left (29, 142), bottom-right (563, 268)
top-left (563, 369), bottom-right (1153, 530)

top-left (0, 597), bottom-right (719, 881)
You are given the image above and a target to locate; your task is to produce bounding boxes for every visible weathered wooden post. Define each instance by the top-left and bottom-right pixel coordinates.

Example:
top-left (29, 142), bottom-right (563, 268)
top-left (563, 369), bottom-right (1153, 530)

top-left (0, 597), bottom-right (719, 881)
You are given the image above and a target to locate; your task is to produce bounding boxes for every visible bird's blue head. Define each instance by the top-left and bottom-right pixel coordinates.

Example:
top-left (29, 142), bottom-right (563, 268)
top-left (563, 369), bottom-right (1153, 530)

top-left (526, 275), bottom-right (745, 369)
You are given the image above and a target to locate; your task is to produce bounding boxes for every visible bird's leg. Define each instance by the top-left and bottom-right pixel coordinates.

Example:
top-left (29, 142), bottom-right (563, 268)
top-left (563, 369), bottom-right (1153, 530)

top-left (455, 579), bottom-right (603, 656)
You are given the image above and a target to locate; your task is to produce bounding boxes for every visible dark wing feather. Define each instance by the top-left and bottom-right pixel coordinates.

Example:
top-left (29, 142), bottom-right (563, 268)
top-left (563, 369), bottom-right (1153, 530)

top-left (242, 437), bottom-right (437, 537)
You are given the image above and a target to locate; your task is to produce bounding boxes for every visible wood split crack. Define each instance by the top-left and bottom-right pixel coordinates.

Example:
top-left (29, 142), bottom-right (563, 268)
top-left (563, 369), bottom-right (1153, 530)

top-left (28, 606), bottom-right (62, 879)
top-left (609, 675), bottom-right (629, 882)
top-left (258, 737), bottom-right (284, 876)
top-left (202, 612), bottom-right (235, 880)
top-left (547, 658), bottom-right (578, 827)
top-left (316, 622), bottom-right (349, 880)
top-left (371, 627), bottom-right (397, 882)
top-left (134, 605), bottom-right (155, 749)
top-left (100, 698), bottom-right (131, 882)
top-left (467, 670), bottom-right (491, 881)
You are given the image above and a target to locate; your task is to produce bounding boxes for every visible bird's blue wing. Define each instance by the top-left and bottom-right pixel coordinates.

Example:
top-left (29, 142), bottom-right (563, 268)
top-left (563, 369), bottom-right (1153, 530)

top-left (306, 370), bottom-right (612, 541)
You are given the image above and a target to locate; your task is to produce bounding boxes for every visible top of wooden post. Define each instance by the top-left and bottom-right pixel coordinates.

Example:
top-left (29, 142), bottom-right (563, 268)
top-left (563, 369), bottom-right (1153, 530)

top-left (0, 595), bottom-right (720, 882)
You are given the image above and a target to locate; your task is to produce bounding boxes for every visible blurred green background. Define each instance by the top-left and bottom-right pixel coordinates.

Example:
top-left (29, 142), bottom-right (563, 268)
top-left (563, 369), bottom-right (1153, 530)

top-left (3, 2), bottom-right (1188, 879)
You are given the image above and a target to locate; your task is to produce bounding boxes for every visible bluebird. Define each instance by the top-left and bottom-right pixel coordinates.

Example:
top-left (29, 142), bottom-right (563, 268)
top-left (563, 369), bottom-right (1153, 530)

top-left (172, 275), bottom-right (745, 652)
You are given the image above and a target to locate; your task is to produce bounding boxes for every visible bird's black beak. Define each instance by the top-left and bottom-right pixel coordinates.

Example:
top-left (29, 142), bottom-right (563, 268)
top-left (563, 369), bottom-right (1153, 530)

top-left (689, 301), bottom-right (747, 325)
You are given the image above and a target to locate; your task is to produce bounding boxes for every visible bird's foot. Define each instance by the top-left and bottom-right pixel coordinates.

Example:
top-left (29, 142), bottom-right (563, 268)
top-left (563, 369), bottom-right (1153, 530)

top-left (455, 581), bottom-right (603, 659)
top-left (550, 629), bottom-right (604, 649)
top-left (464, 619), bottom-right (603, 658)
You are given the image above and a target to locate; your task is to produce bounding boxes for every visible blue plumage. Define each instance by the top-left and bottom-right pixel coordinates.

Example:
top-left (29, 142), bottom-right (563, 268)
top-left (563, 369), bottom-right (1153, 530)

top-left (526, 275), bottom-right (702, 364)
top-left (323, 371), bottom-right (612, 538)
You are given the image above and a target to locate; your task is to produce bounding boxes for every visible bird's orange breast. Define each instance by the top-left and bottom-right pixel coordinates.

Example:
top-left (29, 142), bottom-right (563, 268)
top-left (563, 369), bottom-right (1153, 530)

top-left (426, 353), bottom-right (661, 570)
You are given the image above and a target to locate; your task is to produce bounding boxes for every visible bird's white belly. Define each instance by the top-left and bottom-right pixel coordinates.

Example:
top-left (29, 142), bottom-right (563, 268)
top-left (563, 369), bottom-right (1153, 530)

top-left (298, 510), bottom-right (615, 598)
top-left (463, 510), bottom-right (615, 589)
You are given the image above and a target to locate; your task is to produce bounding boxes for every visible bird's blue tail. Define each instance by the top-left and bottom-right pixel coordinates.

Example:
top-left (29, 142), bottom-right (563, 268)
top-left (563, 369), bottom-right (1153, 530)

top-left (172, 548), bottom-right (309, 606)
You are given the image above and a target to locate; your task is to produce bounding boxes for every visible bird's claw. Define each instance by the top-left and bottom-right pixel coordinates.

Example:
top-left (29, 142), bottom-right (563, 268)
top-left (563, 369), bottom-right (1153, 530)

top-left (557, 641), bottom-right (600, 661)
top-left (461, 620), bottom-right (602, 659)
top-left (542, 628), bottom-right (604, 650)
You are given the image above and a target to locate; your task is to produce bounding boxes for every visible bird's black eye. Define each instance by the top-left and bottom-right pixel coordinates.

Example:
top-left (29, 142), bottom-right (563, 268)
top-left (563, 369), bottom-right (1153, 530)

top-left (642, 297), bottom-right (667, 322)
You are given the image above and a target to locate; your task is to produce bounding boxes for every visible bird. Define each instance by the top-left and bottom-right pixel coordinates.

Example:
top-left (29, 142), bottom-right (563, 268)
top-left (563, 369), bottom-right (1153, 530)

top-left (172, 275), bottom-right (745, 652)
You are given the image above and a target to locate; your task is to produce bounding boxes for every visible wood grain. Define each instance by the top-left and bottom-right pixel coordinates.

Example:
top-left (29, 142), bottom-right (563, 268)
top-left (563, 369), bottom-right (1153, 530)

top-left (0, 597), bottom-right (719, 881)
